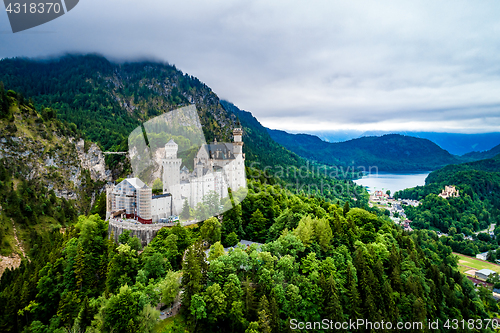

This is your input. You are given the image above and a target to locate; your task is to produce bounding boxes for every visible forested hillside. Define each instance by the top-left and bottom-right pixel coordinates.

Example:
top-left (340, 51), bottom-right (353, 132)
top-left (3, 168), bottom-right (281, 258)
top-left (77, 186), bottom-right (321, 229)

top-left (426, 153), bottom-right (500, 183)
top-left (395, 155), bottom-right (500, 256)
top-left (462, 144), bottom-right (500, 161)
top-left (267, 129), bottom-right (460, 171)
top-left (0, 86), bottom-right (108, 258)
top-left (0, 177), bottom-right (495, 332)
top-left (0, 55), bottom-right (236, 171)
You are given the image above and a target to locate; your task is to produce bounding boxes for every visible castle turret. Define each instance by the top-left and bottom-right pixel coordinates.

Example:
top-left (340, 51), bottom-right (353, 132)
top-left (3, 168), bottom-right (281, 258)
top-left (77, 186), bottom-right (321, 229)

top-left (231, 124), bottom-right (246, 191)
top-left (165, 139), bottom-right (179, 158)
top-left (233, 124), bottom-right (243, 156)
top-left (196, 159), bottom-right (204, 177)
top-left (162, 139), bottom-right (182, 196)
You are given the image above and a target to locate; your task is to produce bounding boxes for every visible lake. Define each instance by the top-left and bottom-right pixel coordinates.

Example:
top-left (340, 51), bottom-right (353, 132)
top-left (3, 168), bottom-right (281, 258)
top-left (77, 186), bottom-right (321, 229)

top-left (353, 171), bottom-right (430, 195)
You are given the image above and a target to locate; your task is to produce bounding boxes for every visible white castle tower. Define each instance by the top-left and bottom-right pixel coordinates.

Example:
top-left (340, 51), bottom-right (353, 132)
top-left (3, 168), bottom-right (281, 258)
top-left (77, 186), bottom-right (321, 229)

top-left (162, 139), bottom-right (182, 213)
top-left (231, 125), bottom-right (246, 190)
top-left (233, 126), bottom-right (243, 154)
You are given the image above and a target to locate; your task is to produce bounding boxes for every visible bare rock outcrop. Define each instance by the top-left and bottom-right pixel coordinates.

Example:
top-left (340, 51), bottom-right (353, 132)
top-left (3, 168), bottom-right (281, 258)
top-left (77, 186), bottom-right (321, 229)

top-left (75, 139), bottom-right (112, 182)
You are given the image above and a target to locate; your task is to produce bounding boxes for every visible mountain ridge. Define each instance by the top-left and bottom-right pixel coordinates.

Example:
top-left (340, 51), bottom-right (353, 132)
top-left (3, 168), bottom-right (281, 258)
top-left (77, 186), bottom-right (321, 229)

top-left (462, 143), bottom-right (500, 161)
top-left (0, 54), bottom-right (236, 155)
top-left (267, 128), bottom-right (460, 171)
top-left (301, 130), bottom-right (500, 155)
top-left (220, 101), bottom-right (305, 171)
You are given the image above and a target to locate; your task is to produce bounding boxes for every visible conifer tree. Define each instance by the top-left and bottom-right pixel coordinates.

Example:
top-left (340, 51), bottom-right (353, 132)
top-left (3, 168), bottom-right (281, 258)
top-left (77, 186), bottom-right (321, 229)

top-left (76, 296), bottom-right (93, 331)
top-left (181, 199), bottom-right (190, 220)
top-left (383, 280), bottom-right (398, 322)
top-left (243, 276), bottom-right (257, 320)
top-left (345, 262), bottom-right (361, 319)
top-left (258, 295), bottom-right (272, 333)
top-left (354, 248), bottom-right (379, 321)
top-left (320, 273), bottom-right (344, 324)
top-left (181, 241), bottom-right (206, 310)
top-left (74, 244), bottom-right (85, 291)
top-left (343, 201), bottom-right (350, 217)
top-left (268, 292), bottom-right (280, 333)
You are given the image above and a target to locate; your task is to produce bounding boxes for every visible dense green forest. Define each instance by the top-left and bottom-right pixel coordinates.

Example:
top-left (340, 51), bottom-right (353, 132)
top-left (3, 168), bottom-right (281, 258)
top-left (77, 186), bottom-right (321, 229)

top-left (395, 155), bottom-right (500, 256)
top-left (1, 175), bottom-right (497, 332)
top-left (267, 129), bottom-right (460, 172)
top-left (425, 154), bottom-right (500, 184)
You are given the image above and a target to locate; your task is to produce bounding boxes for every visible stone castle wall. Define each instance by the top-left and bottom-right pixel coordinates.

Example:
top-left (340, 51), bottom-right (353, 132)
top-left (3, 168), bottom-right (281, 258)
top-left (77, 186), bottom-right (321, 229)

top-left (108, 219), bottom-right (169, 247)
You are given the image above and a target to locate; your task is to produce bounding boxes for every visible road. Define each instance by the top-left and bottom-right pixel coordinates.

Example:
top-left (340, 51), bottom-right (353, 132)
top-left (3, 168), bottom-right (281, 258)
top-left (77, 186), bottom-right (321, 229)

top-left (474, 223), bottom-right (496, 235)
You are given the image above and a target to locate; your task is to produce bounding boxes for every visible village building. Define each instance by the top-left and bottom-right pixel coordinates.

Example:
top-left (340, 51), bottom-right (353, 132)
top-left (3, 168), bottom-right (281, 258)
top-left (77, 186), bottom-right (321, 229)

top-left (475, 268), bottom-right (497, 281)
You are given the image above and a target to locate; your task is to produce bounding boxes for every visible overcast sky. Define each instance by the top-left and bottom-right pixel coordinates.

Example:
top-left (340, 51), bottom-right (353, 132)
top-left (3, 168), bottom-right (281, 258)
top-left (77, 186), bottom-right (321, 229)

top-left (1, 0), bottom-right (500, 133)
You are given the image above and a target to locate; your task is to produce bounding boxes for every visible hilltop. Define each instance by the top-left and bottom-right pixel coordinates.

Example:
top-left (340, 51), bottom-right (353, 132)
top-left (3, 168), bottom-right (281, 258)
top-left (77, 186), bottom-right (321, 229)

top-left (426, 153), bottom-right (500, 185)
top-left (395, 154), bottom-right (500, 250)
top-left (313, 130), bottom-right (500, 155)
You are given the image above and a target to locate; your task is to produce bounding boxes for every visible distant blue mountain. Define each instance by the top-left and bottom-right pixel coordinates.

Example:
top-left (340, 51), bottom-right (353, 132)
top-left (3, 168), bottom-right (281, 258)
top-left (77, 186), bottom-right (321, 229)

top-left (267, 129), bottom-right (459, 171)
top-left (461, 143), bottom-right (500, 161)
top-left (304, 130), bottom-right (500, 155)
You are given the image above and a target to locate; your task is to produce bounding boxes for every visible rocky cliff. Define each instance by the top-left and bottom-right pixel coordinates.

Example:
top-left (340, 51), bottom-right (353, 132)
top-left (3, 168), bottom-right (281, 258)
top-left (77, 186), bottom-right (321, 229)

top-left (0, 93), bottom-right (112, 260)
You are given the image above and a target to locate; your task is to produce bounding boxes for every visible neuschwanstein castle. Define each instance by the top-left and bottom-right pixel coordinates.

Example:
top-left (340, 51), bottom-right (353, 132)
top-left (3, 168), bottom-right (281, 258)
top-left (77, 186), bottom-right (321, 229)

top-left (106, 127), bottom-right (245, 223)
